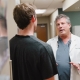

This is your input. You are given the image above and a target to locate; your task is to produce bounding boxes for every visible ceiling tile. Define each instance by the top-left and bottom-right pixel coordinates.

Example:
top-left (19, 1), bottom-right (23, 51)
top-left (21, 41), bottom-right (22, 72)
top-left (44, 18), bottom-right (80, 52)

top-left (48, 2), bottom-right (63, 9)
top-left (34, 0), bottom-right (53, 9)
top-left (20, 0), bottom-right (34, 4)
top-left (20, 0), bottom-right (64, 17)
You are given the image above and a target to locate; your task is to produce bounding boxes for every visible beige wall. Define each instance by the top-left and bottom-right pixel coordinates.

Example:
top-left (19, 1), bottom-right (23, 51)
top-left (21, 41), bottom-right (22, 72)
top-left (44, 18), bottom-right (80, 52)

top-left (37, 16), bottom-right (50, 39)
top-left (7, 0), bottom-right (18, 40)
top-left (49, 9), bottom-right (58, 38)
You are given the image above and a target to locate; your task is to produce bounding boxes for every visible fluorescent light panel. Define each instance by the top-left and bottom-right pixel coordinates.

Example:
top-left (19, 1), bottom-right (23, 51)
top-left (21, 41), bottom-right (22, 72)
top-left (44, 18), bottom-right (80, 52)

top-left (35, 9), bottom-right (46, 14)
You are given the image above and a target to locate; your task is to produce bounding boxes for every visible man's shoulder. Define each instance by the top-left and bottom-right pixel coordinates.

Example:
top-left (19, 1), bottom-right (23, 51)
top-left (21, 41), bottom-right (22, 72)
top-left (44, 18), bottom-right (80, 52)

top-left (35, 38), bottom-right (51, 48)
top-left (47, 36), bottom-right (58, 44)
top-left (10, 36), bottom-right (16, 43)
top-left (29, 37), bottom-right (53, 54)
top-left (72, 34), bottom-right (80, 40)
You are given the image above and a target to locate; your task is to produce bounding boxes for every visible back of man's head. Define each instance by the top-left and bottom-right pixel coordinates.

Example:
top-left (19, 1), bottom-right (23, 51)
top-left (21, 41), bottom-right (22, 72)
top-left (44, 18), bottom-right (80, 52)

top-left (13, 3), bottom-right (36, 30)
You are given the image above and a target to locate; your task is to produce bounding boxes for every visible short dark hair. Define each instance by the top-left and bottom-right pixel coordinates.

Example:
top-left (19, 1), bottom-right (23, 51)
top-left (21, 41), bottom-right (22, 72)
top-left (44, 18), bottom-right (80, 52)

top-left (0, 14), bottom-right (7, 29)
top-left (13, 3), bottom-right (36, 29)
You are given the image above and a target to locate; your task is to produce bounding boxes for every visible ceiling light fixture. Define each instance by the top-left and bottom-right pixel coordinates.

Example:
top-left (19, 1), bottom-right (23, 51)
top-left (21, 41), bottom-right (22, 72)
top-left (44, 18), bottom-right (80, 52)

top-left (15, 0), bottom-right (20, 5)
top-left (35, 9), bottom-right (46, 14)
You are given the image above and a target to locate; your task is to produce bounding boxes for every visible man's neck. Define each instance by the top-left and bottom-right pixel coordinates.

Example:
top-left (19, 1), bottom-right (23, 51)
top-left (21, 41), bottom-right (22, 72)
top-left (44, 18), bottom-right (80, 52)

top-left (60, 32), bottom-right (71, 44)
top-left (18, 25), bottom-right (34, 36)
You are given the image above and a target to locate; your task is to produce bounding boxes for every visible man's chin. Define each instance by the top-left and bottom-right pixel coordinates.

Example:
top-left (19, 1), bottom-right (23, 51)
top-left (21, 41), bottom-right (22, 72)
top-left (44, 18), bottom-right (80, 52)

top-left (59, 33), bottom-right (66, 36)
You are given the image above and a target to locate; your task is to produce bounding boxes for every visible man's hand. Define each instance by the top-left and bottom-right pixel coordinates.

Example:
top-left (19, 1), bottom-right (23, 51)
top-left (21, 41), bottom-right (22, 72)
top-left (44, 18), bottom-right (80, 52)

top-left (70, 62), bottom-right (80, 70)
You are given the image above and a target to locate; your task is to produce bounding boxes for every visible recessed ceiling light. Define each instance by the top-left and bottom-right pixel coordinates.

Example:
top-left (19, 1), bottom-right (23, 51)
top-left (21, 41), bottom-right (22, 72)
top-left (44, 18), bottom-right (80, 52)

top-left (35, 9), bottom-right (46, 14)
top-left (15, 0), bottom-right (20, 5)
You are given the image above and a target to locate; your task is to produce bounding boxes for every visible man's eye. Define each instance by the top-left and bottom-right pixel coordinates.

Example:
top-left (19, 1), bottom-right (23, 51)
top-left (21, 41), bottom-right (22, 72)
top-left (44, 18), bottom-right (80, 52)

top-left (62, 23), bottom-right (64, 24)
top-left (57, 24), bottom-right (59, 26)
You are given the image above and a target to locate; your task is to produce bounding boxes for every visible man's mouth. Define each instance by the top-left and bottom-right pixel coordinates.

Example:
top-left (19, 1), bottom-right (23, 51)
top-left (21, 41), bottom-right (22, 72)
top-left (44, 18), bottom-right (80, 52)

top-left (59, 29), bottom-right (63, 32)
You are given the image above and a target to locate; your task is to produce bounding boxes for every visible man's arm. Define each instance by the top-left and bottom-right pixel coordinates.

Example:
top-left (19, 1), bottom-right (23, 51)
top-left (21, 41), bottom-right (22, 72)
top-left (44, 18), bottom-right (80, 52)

top-left (45, 76), bottom-right (54, 80)
top-left (40, 44), bottom-right (57, 80)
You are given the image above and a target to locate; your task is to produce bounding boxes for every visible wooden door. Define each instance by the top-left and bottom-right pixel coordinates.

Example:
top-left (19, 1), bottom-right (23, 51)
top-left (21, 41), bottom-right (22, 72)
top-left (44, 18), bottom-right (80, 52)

top-left (36, 24), bottom-right (47, 42)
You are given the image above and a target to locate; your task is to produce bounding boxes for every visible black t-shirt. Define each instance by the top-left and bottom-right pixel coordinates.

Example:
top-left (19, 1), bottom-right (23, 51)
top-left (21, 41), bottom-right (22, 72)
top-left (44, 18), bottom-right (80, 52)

top-left (10, 35), bottom-right (57, 80)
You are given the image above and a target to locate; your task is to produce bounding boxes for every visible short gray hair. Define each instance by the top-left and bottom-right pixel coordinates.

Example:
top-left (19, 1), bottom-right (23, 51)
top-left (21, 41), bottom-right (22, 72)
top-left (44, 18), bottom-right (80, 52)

top-left (55, 14), bottom-right (71, 24)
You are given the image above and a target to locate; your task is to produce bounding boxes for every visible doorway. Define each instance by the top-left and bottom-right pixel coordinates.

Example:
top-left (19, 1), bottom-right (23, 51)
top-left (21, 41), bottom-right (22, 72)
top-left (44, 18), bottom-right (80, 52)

top-left (36, 24), bottom-right (47, 42)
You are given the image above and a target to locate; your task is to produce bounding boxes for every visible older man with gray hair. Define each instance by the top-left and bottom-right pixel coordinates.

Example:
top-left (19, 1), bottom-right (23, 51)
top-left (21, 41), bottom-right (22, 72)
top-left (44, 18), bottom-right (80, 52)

top-left (47, 14), bottom-right (80, 80)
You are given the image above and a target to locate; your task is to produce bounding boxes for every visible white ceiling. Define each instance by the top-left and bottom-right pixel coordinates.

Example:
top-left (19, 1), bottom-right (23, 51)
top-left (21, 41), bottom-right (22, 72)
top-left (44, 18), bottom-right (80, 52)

top-left (20, 0), bottom-right (64, 17)
top-left (63, 0), bottom-right (80, 11)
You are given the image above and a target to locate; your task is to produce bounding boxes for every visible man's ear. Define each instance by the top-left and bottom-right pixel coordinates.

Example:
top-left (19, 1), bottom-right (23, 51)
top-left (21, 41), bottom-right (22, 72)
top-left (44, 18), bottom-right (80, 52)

top-left (70, 24), bottom-right (71, 28)
top-left (69, 23), bottom-right (71, 28)
top-left (31, 15), bottom-right (36, 22)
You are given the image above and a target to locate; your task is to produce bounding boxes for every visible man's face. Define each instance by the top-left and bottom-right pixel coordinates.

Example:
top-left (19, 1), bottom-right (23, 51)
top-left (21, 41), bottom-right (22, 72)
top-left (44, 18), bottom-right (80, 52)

top-left (56, 18), bottom-right (71, 36)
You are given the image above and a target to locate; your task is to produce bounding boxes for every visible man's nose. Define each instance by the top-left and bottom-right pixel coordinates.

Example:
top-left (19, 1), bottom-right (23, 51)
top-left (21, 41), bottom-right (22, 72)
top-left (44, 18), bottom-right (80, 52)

top-left (59, 24), bottom-right (62, 28)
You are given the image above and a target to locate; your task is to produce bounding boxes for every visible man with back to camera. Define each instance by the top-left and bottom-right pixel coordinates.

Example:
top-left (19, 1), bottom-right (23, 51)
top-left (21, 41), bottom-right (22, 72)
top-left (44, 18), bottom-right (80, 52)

top-left (10, 3), bottom-right (58, 80)
top-left (47, 14), bottom-right (80, 80)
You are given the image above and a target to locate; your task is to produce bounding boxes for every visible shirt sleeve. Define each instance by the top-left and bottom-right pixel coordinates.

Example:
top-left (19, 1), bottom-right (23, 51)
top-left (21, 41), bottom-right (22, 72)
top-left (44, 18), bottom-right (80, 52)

top-left (40, 44), bottom-right (58, 79)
